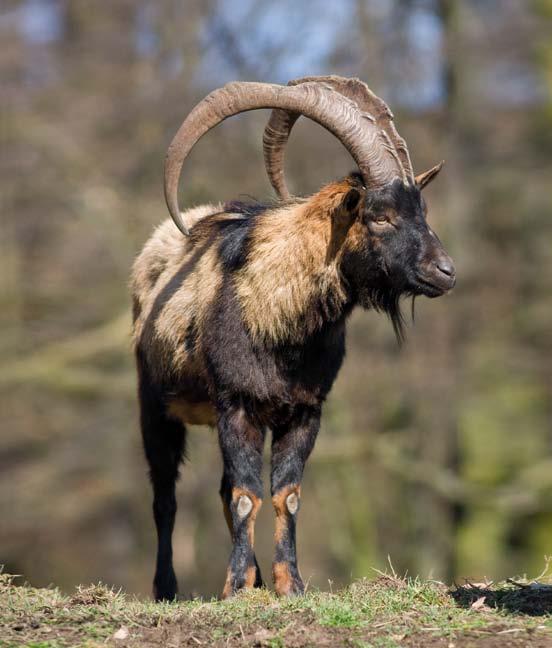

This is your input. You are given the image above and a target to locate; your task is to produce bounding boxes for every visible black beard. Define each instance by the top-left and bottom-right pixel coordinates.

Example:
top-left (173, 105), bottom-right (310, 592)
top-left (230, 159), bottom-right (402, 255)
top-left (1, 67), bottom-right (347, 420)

top-left (358, 286), bottom-right (407, 345)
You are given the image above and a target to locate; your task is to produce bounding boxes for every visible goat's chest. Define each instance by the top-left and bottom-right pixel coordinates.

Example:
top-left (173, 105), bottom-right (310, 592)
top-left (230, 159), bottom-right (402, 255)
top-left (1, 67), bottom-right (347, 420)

top-left (205, 317), bottom-right (347, 407)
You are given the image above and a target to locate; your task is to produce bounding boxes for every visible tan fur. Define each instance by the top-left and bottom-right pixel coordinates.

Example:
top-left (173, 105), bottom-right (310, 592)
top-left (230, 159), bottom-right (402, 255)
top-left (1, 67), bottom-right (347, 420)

top-left (166, 398), bottom-right (216, 426)
top-left (132, 203), bottom-right (223, 350)
top-left (132, 203), bottom-right (254, 399)
top-left (235, 181), bottom-right (354, 345)
top-left (222, 566), bottom-right (257, 599)
top-left (131, 203), bottom-right (224, 424)
top-left (272, 561), bottom-right (293, 596)
top-left (222, 567), bottom-right (234, 599)
top-left (232, 487), bottom-right (262, 547)
top-left (220, 488), bottom-right (261, 598)
top-left (273, 484), bottom-right (301, 544)
top-left (131, 180), bottom-right (359, 425)
top-left (244, 565), bottom-right (257, 589)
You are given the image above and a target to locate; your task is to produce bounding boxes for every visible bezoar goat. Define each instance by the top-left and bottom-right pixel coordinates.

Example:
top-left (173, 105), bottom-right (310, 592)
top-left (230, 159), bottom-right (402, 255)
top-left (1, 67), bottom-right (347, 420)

top-left (131, 76), bottom-right (456, 601)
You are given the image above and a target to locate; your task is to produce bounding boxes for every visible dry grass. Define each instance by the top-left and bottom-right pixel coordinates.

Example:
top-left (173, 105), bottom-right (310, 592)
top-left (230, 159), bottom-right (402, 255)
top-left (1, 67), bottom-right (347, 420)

top-left (1, 571), bottom-right (552, 647)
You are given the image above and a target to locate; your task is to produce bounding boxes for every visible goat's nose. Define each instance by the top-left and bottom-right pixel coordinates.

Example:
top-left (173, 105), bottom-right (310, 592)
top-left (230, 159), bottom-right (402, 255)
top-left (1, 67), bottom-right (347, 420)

top-left (434, 256), bottom-right (455, 278)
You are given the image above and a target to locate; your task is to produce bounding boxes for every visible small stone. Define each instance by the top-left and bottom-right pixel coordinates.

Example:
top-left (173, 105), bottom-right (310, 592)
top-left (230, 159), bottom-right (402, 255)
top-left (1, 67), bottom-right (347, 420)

top-left (470, 596), bottom-right (487, 611)
top-left (113, 626), bottom-right (129, 640)
top-left (253, 628), bottom-right (274, 646)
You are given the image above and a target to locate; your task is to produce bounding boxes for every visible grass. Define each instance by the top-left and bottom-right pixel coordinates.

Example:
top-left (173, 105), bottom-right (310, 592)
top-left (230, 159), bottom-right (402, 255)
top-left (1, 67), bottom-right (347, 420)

top-left (1, 571), bottom-right (552, 647)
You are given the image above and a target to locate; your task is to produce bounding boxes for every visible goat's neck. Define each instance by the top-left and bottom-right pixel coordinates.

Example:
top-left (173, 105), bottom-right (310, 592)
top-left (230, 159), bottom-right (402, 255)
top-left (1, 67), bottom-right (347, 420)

top-left (235, 187), bottom-right (352, 347)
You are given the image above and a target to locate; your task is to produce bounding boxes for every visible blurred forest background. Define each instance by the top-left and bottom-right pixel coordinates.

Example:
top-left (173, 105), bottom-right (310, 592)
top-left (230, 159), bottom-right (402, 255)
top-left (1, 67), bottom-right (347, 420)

top-left (1, 0), bottom-right (552, 598)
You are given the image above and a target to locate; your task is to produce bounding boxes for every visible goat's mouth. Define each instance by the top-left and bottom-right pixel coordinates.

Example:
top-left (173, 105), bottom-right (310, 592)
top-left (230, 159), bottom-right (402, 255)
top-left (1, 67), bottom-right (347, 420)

top-left (412, 273), bottom-right (456, 298)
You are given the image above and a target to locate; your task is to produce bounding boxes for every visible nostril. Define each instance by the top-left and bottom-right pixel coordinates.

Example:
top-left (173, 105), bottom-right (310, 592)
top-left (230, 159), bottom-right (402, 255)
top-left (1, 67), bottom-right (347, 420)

top-left (434, 258), bottom-right (455, 277)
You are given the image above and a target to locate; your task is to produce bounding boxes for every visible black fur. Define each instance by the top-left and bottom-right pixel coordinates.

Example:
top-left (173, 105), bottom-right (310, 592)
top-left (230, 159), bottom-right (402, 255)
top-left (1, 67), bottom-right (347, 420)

top-left (184, 316), bottom-right (197, 354)
top-left (203, 276), bottom-right (348, 414)
top-left (342, 179), bottom-right (452, 343)
top-left (135, 173), bottom-right (455, 600)
top-left (271, 406), bottom-right (320, 594)
top-left (219, 473), bottom-right (264, 588)
top-left (217, 404), bottom-right (264, 595)
top-left (217, 216), bottom-right (256, 271)
top-left (136, 349), bottom-right (186, 601)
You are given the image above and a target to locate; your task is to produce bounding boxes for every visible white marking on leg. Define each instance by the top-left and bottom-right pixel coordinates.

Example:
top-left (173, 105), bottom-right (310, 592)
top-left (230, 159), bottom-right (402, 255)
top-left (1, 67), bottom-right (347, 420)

top-left (237, 495), bottom-right (253, 518)
top-left (286, 492), bottom-right (299, 515)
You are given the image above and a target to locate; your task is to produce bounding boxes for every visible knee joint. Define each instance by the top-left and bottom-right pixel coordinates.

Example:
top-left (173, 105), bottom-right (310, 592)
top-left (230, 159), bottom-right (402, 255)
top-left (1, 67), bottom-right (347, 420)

top-left (231, 488), bottom-right (262, 520)
top-left (231, 488), bottom-right (262, 547)
top-left (237, 494), bottom-right (253, 518)
top-left (272, 484), bottom-right (301, 516)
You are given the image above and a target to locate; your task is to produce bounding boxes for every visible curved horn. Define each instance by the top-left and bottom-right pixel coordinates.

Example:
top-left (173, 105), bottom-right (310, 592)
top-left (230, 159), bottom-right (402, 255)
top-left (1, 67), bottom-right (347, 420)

top-left (165, 81), bottom-right (402, 235)
top-left (263, 75), bottom-right (414, 200)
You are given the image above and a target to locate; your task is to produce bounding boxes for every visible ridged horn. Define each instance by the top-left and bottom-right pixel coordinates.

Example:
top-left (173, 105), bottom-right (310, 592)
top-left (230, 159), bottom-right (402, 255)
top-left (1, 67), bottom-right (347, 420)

top-left (262, 75), bottom-right (414, 199)
top-left (165, 80), bottom-right (404, 235)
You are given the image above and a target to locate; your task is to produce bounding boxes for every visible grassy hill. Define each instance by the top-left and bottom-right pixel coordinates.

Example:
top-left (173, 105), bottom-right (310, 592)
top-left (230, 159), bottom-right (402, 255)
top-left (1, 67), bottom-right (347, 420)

top-left (2, 572), bottom-right (552, 647)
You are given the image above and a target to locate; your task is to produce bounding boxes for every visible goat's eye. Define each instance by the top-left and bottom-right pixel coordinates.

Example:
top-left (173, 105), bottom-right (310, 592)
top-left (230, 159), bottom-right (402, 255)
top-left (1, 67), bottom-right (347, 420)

top-left (369, 211), bottom-right (396, 230)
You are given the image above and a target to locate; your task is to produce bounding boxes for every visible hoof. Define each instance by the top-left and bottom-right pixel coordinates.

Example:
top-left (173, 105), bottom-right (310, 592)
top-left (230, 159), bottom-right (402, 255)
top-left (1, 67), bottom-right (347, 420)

top-left (254, 557), bottom-right (264, 588)
top-left (275, 579), bottom-right (305, 597)
top-left (153, 572), bottom-right (178, 602)
top-left (273, 562), bottom-right (304, 597)
top-left (222, 564), bottom-right (259, 599)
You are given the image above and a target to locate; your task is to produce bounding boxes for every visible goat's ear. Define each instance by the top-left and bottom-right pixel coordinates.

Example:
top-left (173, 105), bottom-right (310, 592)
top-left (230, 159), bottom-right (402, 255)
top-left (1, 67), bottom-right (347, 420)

top-left (343, 187), bottom-right (362, 213)
top-left (326, 188), bottom-right (362, 263)
top-left (332, 187), bottom-right (362, 228)
top-left (415, 161), bottom-right (444, 190)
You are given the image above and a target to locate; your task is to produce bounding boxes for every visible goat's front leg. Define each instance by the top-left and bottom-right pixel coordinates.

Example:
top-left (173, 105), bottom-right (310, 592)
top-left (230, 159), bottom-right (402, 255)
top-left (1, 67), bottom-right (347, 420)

top-left (220, 471), bottom-right (264, 588)
top-left (271, 406), bottom-right (320, 596)
top-left (217, 403), bottom-right (264, 599)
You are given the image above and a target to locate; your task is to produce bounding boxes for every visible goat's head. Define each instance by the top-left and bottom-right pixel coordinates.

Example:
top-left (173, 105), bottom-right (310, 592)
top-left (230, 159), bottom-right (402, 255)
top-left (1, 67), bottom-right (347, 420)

top-left (260, 76), bottom-right (455, 323)
top-left (164, 76), bottom-right (455, 331)
top-left (335, 168), bottom-right (455, 301)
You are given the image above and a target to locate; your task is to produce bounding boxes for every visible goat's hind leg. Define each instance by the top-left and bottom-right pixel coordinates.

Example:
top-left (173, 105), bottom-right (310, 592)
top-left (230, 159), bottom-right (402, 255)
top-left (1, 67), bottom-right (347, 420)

top-left (138, 361), bottom-right (186, 601)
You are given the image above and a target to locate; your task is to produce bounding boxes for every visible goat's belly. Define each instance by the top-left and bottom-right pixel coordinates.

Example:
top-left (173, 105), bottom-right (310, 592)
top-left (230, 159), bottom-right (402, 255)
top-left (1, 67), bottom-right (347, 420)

top-left (166, 398), bottom-right (217, 427)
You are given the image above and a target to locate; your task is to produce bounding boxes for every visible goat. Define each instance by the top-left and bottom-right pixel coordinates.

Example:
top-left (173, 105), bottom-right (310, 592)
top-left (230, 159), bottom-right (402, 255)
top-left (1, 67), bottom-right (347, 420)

top-left (131, 76), bottom-right (456, 601)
